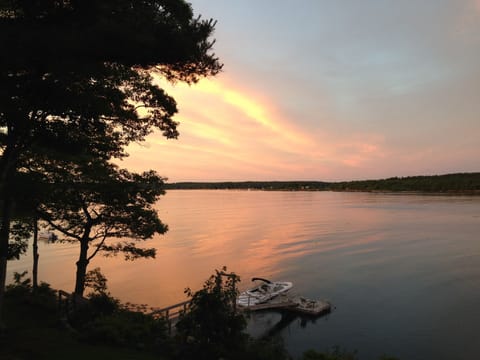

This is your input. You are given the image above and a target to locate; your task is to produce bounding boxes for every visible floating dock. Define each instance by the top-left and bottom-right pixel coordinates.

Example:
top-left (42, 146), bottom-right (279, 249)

top-left (238, 292), bottom-right (332, 317)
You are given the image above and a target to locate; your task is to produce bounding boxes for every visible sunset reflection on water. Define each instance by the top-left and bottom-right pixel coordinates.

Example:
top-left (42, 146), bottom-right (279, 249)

top-left (7, 190), bottom-right (480, 359)
top-left (7, 190), bottom-right (374, 307)
top-left (7, 190), bottom-right (480, 312)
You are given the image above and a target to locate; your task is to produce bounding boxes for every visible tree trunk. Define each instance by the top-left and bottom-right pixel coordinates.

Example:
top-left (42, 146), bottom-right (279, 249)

top-left (0, 188), bottom-right (13, 329)
top-left (0, 110), bottom-right (30, 328)
top-left (74, 236), bottom-right (90, 297)
top-left (0, 152), bottom-right (16, 329)
top-left (32, 218), bottom-right (39, 292)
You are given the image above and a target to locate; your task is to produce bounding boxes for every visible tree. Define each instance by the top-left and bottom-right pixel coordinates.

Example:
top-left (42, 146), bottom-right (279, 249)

top-left (0, 0), bottom-right (222, 325)
top-left (9, 169), bottom-right (54, 291)
top-left (176, 268), bottom-right (247, 360)
top-left (38, 159), bottom-right (167, 296)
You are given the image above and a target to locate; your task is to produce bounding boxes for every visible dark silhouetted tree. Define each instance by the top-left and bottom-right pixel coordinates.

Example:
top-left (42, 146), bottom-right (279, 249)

top-left (7, 169), bottom-right (53, 291)
top-left (38, 159), bottom-right (167, 296)
top-left (0, 0), bottom-right (222, 325)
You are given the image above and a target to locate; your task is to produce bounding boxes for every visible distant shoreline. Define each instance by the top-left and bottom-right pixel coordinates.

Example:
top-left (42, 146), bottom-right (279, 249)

top-left (165, 172), bottom-right (480, 194)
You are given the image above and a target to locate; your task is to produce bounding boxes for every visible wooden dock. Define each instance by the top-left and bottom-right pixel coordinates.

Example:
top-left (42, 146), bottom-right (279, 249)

top-left (148, 291), bottom-right (331, 325)
top-left (242, 293), bottom-right (297, 311)
top-left (239, 293), bottom-right (332, 317)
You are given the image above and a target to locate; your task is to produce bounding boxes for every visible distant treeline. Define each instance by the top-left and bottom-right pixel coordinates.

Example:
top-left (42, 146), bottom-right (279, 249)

top-left (164, 181), bottom-right (329, 191)
top-left (165, 173), bottom-right (480, 193)
top-left (329, 173), bottom-right (480, 193)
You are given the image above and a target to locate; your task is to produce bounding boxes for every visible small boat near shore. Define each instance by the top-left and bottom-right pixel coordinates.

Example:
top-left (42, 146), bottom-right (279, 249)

top-left (38, 231), bottom-right (58, 242)
top-left (237, 277), bottom-right (293, 307)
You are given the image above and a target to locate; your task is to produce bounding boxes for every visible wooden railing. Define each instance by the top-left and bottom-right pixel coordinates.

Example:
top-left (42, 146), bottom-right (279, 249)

top-left (58, 289), bottom-right (71, 317)
top-left (149, 300), bottom-right (191, 334)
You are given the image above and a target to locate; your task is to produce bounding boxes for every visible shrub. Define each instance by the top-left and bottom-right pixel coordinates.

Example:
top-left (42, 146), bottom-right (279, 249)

top-left (301, 348), bottom-right (400, 360)
top-left (302, 347), bottom-right (358, 360)
top-left (70, 268), bottom-right (168, 350)
top-left (5, 272), bottom-right (56, 310)
top-left (79, 309), bottom-right (167, 348)
top-left (175, 267), bottom-right (247, 359)
top-left (242, 337), bottom-right (291, 360)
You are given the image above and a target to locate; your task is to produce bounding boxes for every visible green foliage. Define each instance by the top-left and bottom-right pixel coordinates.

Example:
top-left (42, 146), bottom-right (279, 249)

top-left (175, 267), bottom-right (247, 359)
top-left (79, 308), bottom-right (167, 349)
top-left (37, 161), bottom-right (168, 295)
top-left (69, 269), bottom-right (168, 350)
top-left (2, 280), bottom-right (163, 360)
top-left (302, 347), bottom-right (359, 360)
top-left (5, 272), bottom-right (57, 310)
top-left (0, 0), bottom-right (222, 319)
top-left (73, 268), bottom-right (119, 321)
top-left (0, 0), bottom-right (222, 147)
top-left (84, 267), bottom-right (108, 295)
top-left (7, 222), bottom-right (31, 259)
top-left (38, 163), bottom-right (168, 249)
top-left (301, 347), bottom-right (400, 360)
top-left (243, 337), bottom-right (291, 360)
top-left (86, 293), bottom-right (120, 317)
top-left (70, 285), bottom-right (167, 350)
top-left (5, 271), bottom-right (31, 296)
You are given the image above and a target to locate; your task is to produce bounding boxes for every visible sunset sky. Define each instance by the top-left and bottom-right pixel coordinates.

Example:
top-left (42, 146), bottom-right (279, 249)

top-left (123, 0), bottom-right (480, 182)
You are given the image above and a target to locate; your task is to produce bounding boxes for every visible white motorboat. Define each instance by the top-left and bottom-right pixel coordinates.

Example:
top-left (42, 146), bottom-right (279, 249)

top-left (237, 277), bottom-right (293, 307)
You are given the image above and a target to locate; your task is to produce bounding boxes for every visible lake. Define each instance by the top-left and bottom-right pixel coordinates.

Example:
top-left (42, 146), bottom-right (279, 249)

top-left (7, 190), bottom-right (480, 359)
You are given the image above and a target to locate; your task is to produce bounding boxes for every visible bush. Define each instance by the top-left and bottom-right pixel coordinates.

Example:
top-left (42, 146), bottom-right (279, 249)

top-left (59, 267), bottom-right (168, 350)
top-left (175, 267), bottom-right (248, 359)
top-left (301, 347), bottom-right (400, 360)
top-left (88, 292), bottom-right (120, 317)
top-left (243, 337), bottom-right (290, 360)
top-left (5, 271), bottom-right (32, 297)
top-left (302, 347), bottom-right (358, 360)
top-left (79, 309), bottom-right (167, 348)
top-left (5, 271), bottom-right (57, 310)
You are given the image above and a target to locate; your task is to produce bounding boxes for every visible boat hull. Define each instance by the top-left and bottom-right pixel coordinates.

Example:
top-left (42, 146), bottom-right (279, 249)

top-left (237, 281), bottom-right (293, 307)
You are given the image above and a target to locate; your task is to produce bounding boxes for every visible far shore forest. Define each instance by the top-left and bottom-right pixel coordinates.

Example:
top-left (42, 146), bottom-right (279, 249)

top-left (165, 172), bottom-right (480, 193)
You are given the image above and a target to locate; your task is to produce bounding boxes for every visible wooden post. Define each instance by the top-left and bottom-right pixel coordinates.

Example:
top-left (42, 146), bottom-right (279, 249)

top-left (166, 309), bottom-right (171, 334)
top-left (232, 276), bottom-right (237, 312)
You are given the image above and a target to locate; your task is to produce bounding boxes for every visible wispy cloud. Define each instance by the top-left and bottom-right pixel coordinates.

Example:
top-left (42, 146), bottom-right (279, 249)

top-left (117, 1), bottom-right (480, 181)
top-left (120, 75), bottom-right (389, 181)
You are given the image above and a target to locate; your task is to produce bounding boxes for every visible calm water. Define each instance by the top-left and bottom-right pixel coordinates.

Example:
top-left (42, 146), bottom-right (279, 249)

top-left (7, 190), bottom-right (480, 359)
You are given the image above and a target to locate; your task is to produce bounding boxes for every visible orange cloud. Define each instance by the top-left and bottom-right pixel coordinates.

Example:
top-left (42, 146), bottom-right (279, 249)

top-left (119, 74), bottom-right (386, 181)
top-left (163, 77), bottom-right (316, 149)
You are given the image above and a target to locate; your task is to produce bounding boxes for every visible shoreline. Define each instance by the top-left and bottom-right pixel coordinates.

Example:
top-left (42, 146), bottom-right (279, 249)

top-left (164, 172), bottom-right (480, 194)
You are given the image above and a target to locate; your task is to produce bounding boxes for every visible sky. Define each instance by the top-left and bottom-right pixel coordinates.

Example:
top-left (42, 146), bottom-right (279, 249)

top-left (122, 0), bottom-right (480, 182)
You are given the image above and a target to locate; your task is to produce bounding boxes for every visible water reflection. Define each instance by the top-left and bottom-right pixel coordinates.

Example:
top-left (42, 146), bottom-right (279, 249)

top-left (6, 190), bottom-right (480, 360)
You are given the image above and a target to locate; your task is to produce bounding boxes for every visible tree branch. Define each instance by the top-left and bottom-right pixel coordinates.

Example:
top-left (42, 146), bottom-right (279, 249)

top-left (87, 232), bottom-right (108, 262)
top-left (43, 218), bottom-right (81, 241)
